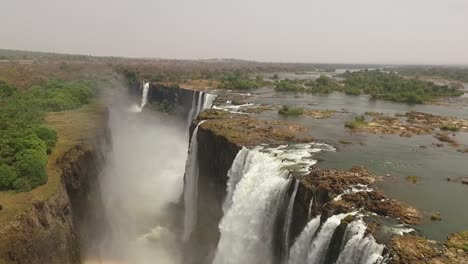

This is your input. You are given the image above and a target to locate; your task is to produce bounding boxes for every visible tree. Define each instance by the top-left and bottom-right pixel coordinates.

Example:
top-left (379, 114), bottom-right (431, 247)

top-left (0, 164), bottom-right (17, 189)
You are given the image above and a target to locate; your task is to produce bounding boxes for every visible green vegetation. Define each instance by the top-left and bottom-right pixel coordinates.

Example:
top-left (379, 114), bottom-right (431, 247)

top-left (0, 80), bottom-right (93, 191)
top-left (219, 72), bottom-right (264, 90)
top-left (275, 76), bottom-right (340, 93)
top-left (342, 70), bottom-right (463, 103)
top-left (148, 99), bottom-right (174, 113)
top-left (388, 66), bottom-right (468, 83)
top-left (405, 175), bottom-right (420, 184)
top-left (273, 70), bottom-right (463, 104)
top-left (440, 124), bottom-right (459, 132)
top-left (344, 116), bottom-right (367, 129)
top-left (447, 231), bottom-right (468, 252)
top-left (278, 105), bottom-right (304, 116)
top-left (305, 75), bottom-right (342, 94)
top-left (275, 79), bottom-right (305, 92)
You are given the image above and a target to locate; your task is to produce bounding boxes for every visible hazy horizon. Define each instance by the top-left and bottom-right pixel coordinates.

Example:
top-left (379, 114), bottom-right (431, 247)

top-left (2, 0), bottom-right (468, 65)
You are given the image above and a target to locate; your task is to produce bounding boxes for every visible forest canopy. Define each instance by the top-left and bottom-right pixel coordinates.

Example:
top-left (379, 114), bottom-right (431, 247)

top-left (0, 80), bottom-right (93, 191)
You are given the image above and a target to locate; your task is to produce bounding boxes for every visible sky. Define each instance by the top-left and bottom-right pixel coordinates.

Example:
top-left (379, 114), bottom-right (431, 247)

top-left (2, 0), bottom-right (468, 64)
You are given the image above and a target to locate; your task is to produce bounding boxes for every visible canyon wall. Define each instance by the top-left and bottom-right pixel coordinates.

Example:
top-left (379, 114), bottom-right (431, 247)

top-left (0, 111), bottom-right (110, 264)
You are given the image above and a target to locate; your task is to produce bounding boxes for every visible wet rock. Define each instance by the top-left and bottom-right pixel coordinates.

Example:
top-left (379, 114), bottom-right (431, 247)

top-left (197, 109), bottom-right (314, 146)
top-left (303, 109), bottom-right (334, 119)
top-left (430, 211), bottom-right (442, 221)
top-left (446, 176), bottom-right (468, 186)
top-left (300, 166), bottom-right (421, 225)
top-left (435, 132), bottom-right (459, 147)
top-left (388, 235), bottom-right (468, 263)
top-left (405, 111), bottom-right (468, 132)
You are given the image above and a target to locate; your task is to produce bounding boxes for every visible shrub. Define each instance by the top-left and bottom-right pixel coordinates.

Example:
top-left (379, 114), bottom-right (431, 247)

top-left (32, 125), bottom-right (57, 153)
top-left (0, 164), bottom-right (17, 190)
top-left (278, 105), bottom-right (304, 116)
top-left (440, 124), bottom-right (459, 132)
top-left (12, 178), bottom-right (32, 192)
top-left (275, 80), bottom-right (305, 92)
top-left (345, 116), bottom-right (367, 129)
top-left (0, 81), bottom-right (17, 99)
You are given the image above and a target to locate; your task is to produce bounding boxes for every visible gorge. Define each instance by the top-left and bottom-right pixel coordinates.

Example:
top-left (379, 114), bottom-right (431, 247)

top-left (1, 78), bottom-right (467, 264)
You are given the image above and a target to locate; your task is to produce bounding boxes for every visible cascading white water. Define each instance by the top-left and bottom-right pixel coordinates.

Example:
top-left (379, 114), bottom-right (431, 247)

top-left (186, 92), bottom-right (198, 128)
top-left (283, 180), bottom-right (300, 259)
top-left (140, 82), bottom-right (150, 109)
top-left (305, 213), bottom-right (355, 264)
top-left (213, 147), bottom-right (291, 264)
top-left (335, 220), bottom-right (385, 264)
top-left (222, 148), bottom-right (250, 213)
top-left (128, 81), bottom-right (150, 113)
top-left (202, 93), bottom-right (217, 110)
top-left (182, 121), bottom-right (205, 242)
top-left (288, 215), bottom-right (322, 264)
top-left (196, 92), bottom-right (204, 116)
top-left (181, 92), bottom-right (217, 242)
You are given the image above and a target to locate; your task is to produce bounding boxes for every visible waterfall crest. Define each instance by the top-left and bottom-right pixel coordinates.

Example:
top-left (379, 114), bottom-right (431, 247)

top-left (202, 93), bottom-right (217, 110)
top-left (306, 213), bottom-right (354, 264)
top-left (288, 215), bottom-right (321, 264)
top-left (186, 91), bottom-right (217, 128)
top-left (335, 220), bottom-right (385, 264)
top-left (182, 121), bottom-right (205, 242)
top-left (213, 148), bottom-right (291, 264)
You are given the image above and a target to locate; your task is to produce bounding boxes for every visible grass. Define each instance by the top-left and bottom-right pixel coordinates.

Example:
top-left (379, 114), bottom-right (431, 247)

top-left (278, 105), bottom-right (304, 116)
top-left (0, 101), bottom-right (105, 227)
top-left (440, 124), bottom-right (460, 132)
top-left (345, 116), bottom-right (368, 129)
top-left (447, 231), bottom-right (468, 252)
top-left (406, 175), bottom-right (420, 184)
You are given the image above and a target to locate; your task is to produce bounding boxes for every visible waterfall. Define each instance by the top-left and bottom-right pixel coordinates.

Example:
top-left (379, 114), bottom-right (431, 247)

top-left (196, 92), bottom-right (204, 116)
top-left (288, 215), bottom-right (321, 264)
top-left (202, 93), bottom-right (217, 110)
top-left (222, 148), bottom-right (250, 213)
top-left (141, 82), bottom-right (149, 109)
top-left (182, 121), bottom-right (205, 242)
top-left (186, 92), bottom-right (216, 127)
top-left (186, 92), bottom-right (198, 128)
top-left (283, 180), bottom-right (300, 260)
top-left (305, 213), bottom-right (354, 264)
top-left (213, 147), bottom-right (291, 264)
top-left (335, 220), bottom-right (385, 264)
top-left (128, 81), bottom-right (150, 113)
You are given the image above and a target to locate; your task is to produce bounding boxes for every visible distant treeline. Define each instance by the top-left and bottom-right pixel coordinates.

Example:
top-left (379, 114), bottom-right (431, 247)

top-left (386, 66), bottom-right (468, 83)
top-left (273, 70), bottom-right (463, 104)
top-left (0, 80), bottom-right (94, 191)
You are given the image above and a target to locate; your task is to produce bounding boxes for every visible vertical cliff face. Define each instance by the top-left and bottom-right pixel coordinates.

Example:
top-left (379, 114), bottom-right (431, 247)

top-left (0, 110), bottom-right (110, 264)
top-left (148, 83), bottom-right (196, 117)
top-left (185, 125), bottom-right (241, 263)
